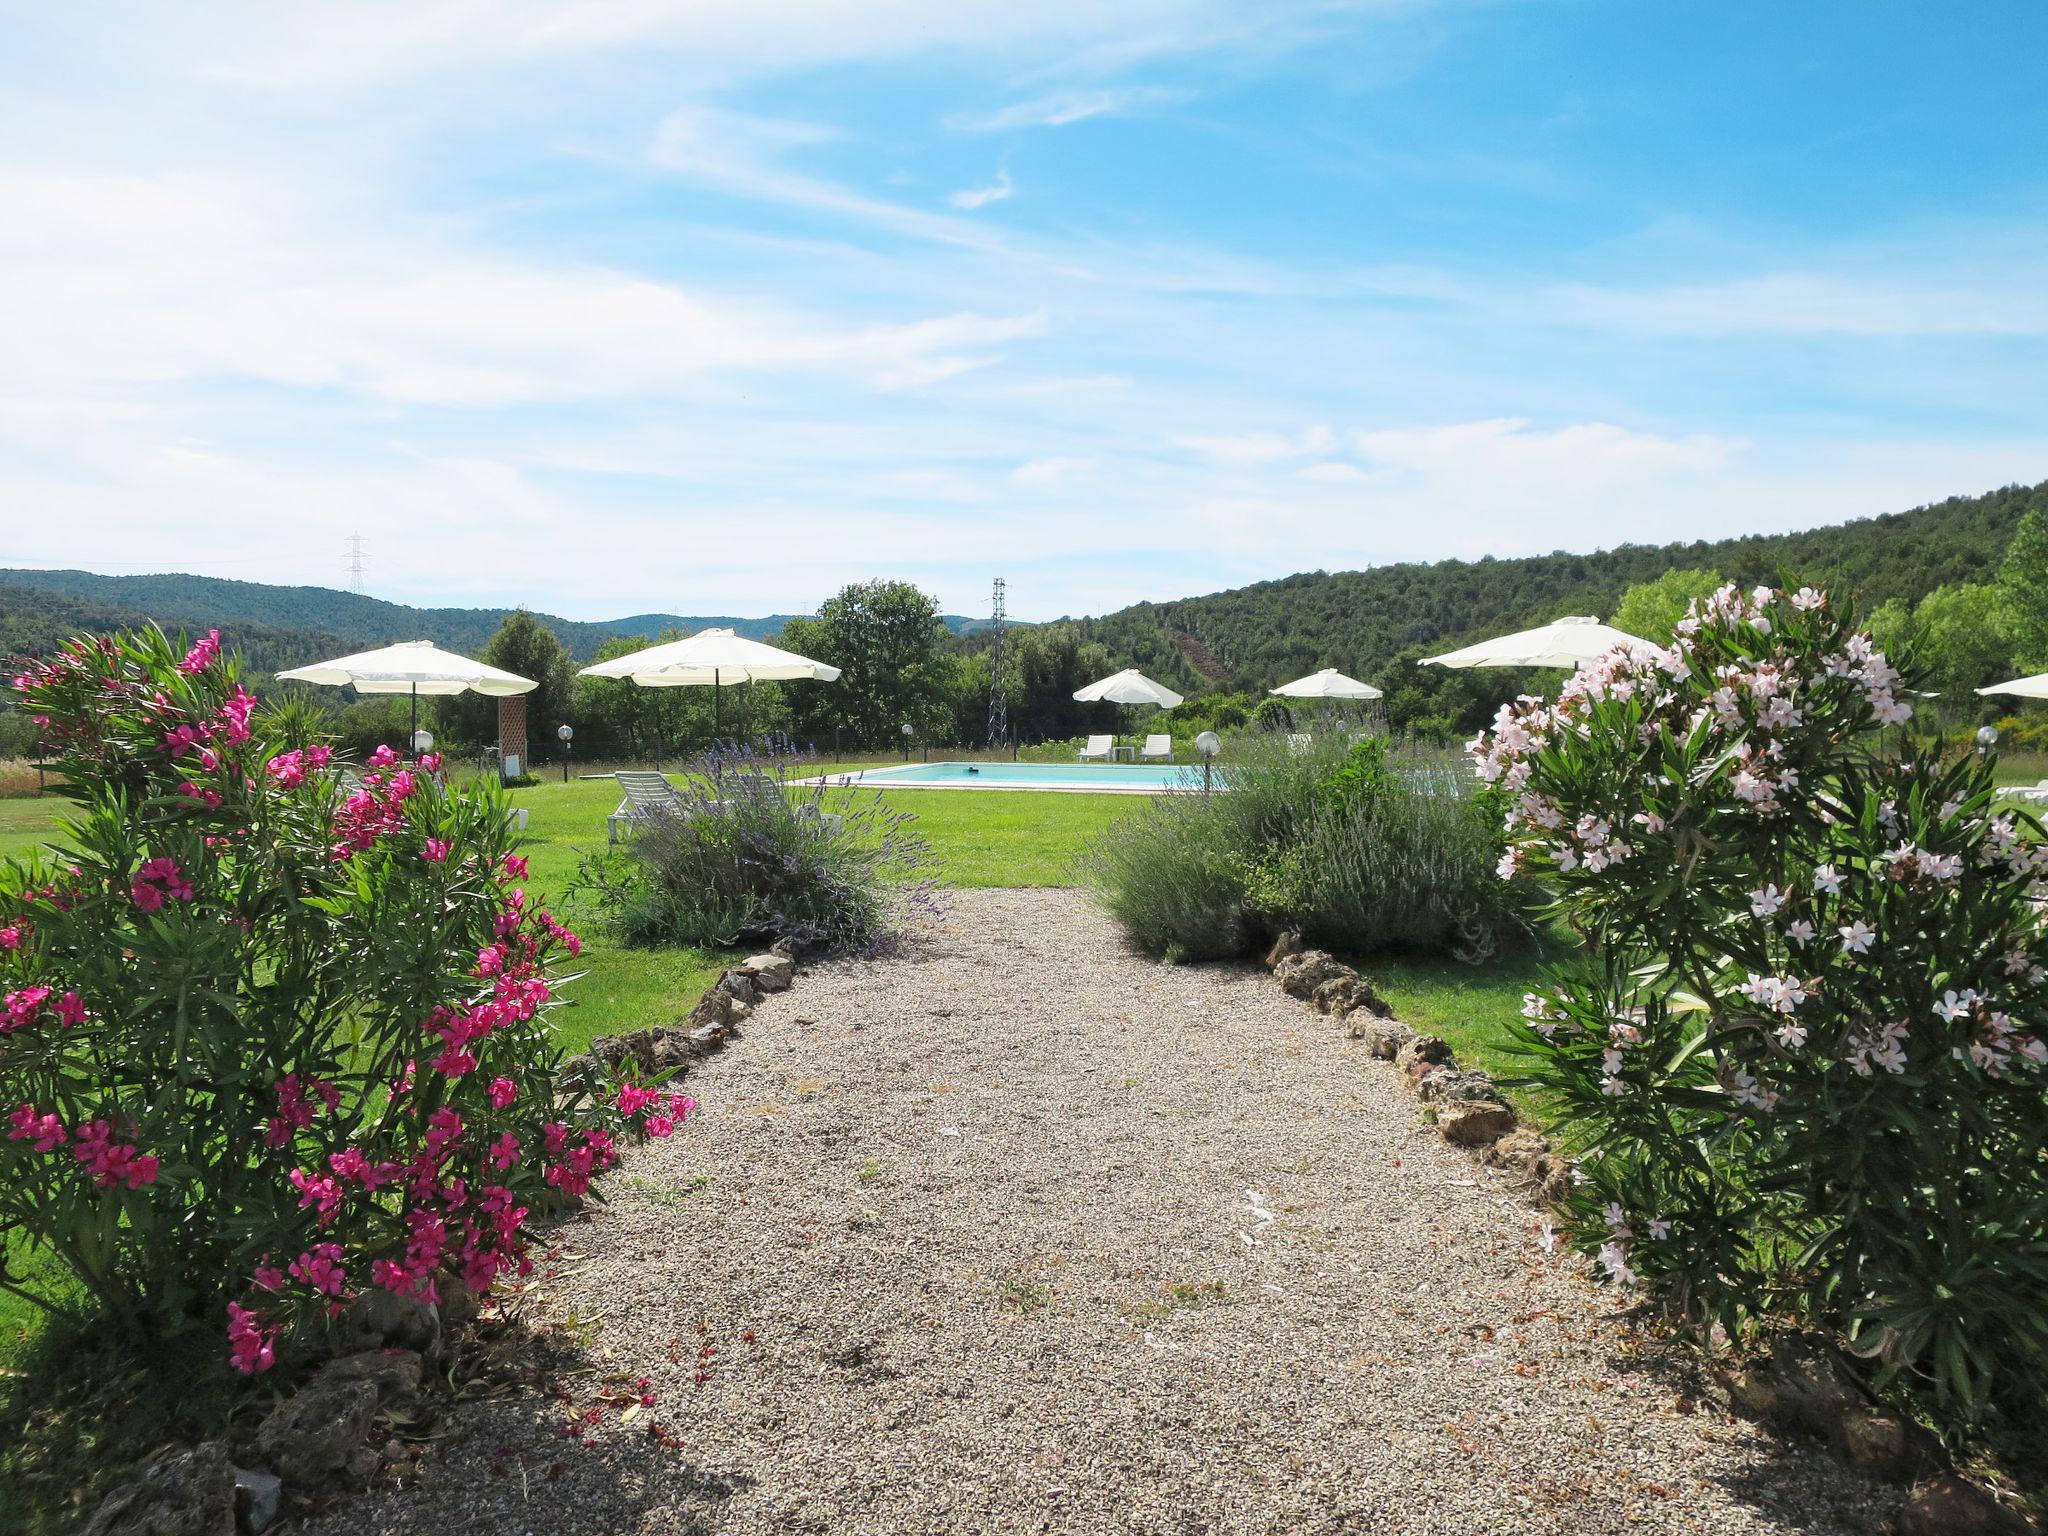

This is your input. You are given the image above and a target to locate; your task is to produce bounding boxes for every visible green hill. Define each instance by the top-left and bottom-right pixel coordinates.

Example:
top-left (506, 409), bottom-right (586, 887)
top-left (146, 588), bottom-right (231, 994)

top-left (0, 570), bottom-right (998, 660)
top-left (0, 582), bottom-right (346, 675)
top-left (1068, 480), bottom-right (2046, 696)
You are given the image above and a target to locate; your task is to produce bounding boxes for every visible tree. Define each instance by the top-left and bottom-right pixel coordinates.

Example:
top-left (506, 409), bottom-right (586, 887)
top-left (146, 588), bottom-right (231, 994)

top-left (1004, 623), bottom-right (1116, 742)
top-left (1614, 568), bottom-right (1724, 643)
top-left (1996, 498), bottom-right (2048, 669)
top-left (777, 581), bottom-right (955, 748)
top-left (1909, 583), bottom-right (2012, 699)
top-left (442, 610), bottom-right (574, 759)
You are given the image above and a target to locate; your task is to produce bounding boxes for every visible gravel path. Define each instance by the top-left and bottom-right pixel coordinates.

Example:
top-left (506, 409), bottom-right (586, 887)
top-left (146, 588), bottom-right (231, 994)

top-left (314, 889), bottom-right (1899, 1536)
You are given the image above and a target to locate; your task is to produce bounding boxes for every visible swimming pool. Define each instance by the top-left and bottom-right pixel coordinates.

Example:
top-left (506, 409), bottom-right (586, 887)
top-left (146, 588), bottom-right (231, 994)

top-left (793, 760), bottom-right (1208, 793)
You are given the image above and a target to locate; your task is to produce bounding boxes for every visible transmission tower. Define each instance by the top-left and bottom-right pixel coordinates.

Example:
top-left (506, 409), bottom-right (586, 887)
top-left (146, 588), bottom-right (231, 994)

top-left (346, 533), bottom-right (367, 594)
top-left (985, 577), bottom-right (1009, 747)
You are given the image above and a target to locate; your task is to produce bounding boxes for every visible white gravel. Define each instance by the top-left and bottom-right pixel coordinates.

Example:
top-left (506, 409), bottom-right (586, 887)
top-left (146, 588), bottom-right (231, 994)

top-left (311, 889), bottom-right (1901, 1536)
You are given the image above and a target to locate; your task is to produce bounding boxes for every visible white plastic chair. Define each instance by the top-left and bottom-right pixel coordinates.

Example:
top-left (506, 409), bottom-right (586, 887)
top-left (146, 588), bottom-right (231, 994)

top-left (1077, 735), bottom-right (1114, 762)
top-left (1286, 733), bottom-right (1312, 756)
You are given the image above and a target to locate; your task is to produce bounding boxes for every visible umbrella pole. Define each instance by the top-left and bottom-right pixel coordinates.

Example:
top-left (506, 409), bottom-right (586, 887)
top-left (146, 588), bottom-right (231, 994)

top-left (410, 684), bottom-right (417, 745)
top-left (714, 670), bottom-right (721, 741)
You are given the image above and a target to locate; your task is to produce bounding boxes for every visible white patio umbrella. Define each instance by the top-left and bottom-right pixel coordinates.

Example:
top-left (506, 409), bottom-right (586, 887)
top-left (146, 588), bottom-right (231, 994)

top-left (1270, 668), bottom-right (1383, 700)
top-left (1420, 616), bottom-right (1638, 670)
top-left (1979, 674), bottom-right (2048, 700)
top-left (577, 627), bottom-right (840, 736)
top-left (276, 639), bottom-right (537, 738)
top-left (1072, 668), bottom-right (1185, 708)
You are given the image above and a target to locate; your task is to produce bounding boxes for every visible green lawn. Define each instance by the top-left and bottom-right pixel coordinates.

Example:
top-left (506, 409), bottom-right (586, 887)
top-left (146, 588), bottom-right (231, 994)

top-left (0, 775), bottom-right (1143, 1059)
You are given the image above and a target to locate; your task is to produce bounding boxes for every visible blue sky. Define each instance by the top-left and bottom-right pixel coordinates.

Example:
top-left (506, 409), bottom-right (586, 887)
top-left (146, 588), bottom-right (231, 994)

top-left (2, 2), bottom-right (2044, 622)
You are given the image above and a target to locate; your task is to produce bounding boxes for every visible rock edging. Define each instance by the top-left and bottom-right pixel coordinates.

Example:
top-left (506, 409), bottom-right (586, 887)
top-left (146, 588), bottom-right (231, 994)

top-left (1261, 931), bottom-right (1563, 1189)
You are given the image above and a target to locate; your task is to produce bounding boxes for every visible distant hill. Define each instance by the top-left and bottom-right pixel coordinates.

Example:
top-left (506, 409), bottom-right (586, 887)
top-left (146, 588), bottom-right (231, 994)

top-left (1067, 480), bottom-right (2048, 695)
top-left (0, 582), bottom-right (347, 675)
top-left (0, 569), bottom-right (997, 660)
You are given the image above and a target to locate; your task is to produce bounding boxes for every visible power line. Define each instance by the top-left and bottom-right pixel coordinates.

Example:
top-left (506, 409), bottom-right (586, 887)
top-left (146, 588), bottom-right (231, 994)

top-left (986, 577), bottom-right (1009, 747)
top-left (347, 534), bottom-right (366, 595)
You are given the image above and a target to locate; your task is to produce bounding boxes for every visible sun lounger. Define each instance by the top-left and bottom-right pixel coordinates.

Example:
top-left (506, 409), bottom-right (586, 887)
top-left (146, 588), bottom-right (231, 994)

top-left (1078, 735), bottom-right (1114, 762)
top-left (722, 768), bottom-right (842, 835)
top-left (1286, 733), bottom-right (1312, 756)
top-left (607, 770), bottom-right (689, 843)
top-left (1140, 734), bottom-right (1173, 762)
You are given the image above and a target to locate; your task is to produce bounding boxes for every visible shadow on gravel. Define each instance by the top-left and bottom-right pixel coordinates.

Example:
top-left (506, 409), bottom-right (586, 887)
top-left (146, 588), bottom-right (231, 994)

top-left (1586, 1331), bottom-right (1904, 1534)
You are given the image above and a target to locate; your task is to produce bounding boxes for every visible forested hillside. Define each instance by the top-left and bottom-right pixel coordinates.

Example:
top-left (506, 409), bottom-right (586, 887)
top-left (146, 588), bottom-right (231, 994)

top-left (0, 570), bottom-right (811, 658)
top-left (0, 569), bottom-right (1001, 659)
top-left (0, 583), bottom-right (345, 675)
top-left (1068, 481), bottom-right (2044, 695)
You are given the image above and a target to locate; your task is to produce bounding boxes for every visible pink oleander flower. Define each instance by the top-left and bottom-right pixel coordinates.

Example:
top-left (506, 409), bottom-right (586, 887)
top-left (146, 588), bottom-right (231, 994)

top-left (3, 985), bottom-right (52, 1034)
top-left (417, 751), bottom-right (443, 772)
top-left (266, 750), bottom-right (307, 788)
top-left (0, 924), bottom-right (22, 949)
top-left (421, 838), bottom-right (451, 863)
top-left (71, 1118), bottom-right (159, 1188)
top-left (501, 854), bottom-right (529, 881)
top-left (227, 1301), bottom-right (276, 1374)
top-left (617, 1083), bottom-right (660, 1118)
top-left (52, 990), bottom-right (87, 1027)
top-left (368, 744), bottom-right (399, 768)
top-left (289, 1242), bottom-right (347, 1297)
top-left (290, 1166), bottom-right (344, 1226)
top-left (488, 1076), bottom-right (518, 1109)
top-left (9, 1102), bottom-right (68, 1151)
top-left (252, 1259), bottom-right (287, 1293)
top-left (489, 1131), bottom-right (520, 1170)
top-left (178, 629), bottom-right (222, 675)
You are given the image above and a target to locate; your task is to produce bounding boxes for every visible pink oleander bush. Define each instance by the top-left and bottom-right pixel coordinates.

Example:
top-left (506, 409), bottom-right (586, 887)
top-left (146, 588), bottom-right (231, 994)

top-left (1474, 583), bottom-right (2048, 1438)
top-left (0, 627), bottom-right (684, 1375)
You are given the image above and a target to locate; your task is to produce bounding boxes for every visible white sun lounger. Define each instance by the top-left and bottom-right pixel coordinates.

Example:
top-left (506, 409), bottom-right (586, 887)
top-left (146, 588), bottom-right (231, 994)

top-left (1077, 735), bottom-right (1114, 762)
top-left (1140, 734), bottom-right (1173, 762)
top-left (607, 770), bottom-right (690, 843)
top-left (1286, 733), bottom-right (1312, 756)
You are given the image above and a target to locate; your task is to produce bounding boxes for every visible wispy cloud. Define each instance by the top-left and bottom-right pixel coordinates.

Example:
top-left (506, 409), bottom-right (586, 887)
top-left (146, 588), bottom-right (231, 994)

top-left (951, 86), bottom-right (1183, 132)
top-left (950, 168), bottom-right (1014, 210)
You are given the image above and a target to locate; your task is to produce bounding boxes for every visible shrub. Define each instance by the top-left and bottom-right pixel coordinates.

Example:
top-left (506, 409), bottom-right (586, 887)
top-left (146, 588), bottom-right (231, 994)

top-left (0, 627), bottom-right (668, 1373)
top-left (1085, 734), bottom-right (1525, 962)
top-left (575, 761), bottom-right (936, 953)
top-left (1474, 582), bottom-right (2048, 1437)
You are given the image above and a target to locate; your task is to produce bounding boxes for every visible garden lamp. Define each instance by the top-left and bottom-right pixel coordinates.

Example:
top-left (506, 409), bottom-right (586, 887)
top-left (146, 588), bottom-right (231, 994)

top-left (1196, 730), bottom-right (1221, 792)
top-left (557, 722), bottom-right (573, 783)
top-left (411, 728), bottom-right (434, 755)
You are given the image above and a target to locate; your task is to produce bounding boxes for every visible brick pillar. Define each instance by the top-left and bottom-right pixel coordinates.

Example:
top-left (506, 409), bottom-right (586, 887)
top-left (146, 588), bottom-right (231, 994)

top-left (498, 695), bottom-right (528, 780)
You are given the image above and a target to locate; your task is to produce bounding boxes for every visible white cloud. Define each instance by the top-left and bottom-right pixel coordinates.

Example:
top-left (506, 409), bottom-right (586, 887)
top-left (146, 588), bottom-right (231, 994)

top-left (951, 86), bottom-right (1183, 132)
top-left (1012, 455), bottom-right (1099, 484)
top-left (950, 168), bottom-right (1014, 210)
top-left (1174, 425), bottom-right (1338, 465)
top-left (0, 170), bottom-right (1043, 407)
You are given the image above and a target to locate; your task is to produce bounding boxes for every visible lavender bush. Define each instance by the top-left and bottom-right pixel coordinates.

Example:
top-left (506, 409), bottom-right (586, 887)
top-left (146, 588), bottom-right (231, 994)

top-left (575, 759), bottom-right (937, 954)
top-left (1473, 582), bottom-right (2048, 1437)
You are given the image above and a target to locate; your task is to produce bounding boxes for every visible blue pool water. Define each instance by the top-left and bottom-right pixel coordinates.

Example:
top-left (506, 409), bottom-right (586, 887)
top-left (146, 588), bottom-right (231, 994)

top-left (802, 760), bottom-right (1207, 793)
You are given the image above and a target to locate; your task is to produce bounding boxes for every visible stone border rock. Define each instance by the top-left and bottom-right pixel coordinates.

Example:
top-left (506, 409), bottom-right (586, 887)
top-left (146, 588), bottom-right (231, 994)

top-left (1256, 928), bottom-right (2043, 1535)
top-left (1262, 930), bottom-right (1559, 1183)
top-left (81, 941), bottom-right (816, 1536)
